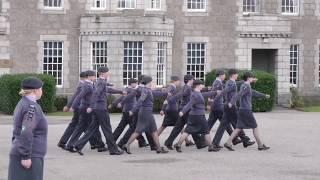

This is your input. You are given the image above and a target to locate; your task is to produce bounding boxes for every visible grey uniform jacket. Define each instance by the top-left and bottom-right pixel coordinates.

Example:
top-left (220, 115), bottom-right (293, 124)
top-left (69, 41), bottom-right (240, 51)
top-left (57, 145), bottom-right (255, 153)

top-left (10, 97), bottom-right (48, 160)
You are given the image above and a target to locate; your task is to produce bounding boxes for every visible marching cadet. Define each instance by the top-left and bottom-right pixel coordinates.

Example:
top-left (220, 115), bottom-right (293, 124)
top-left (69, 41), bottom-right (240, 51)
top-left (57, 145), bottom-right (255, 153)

top-left (157, 76), bottom-right (181, 135)
top-left (207, 70), bottom-right (242, 145)
top-left (112, 78), bottom-right (149, 148)
top-left (8, 77), bottom-right (47, 180)
top-left (224, 72), bottom-right (270, 151)
top-left (117, 75), bottom-right (156, 151)
top-left (64, 70), bottom-right (105, 152)
top-left (73, 66), bottom-right (124, 155)
top-left (164, 74), bottom-right (205, 150)
top-left (174, 79), bottom-right (218, 153)
top-left (211, 69), bottom-right (255, 150)
top-left (122, 76), bottom-right (169, 154)
top-left (57, 72), bottom-right (100, 151)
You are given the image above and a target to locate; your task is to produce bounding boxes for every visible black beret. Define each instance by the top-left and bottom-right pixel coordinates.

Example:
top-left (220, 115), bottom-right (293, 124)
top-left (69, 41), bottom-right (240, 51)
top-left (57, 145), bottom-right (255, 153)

top-left (97, 66), bottom-right (109, 73)
top-left (184, 74), bottom-right (194, 81)
top-left (21, 77), bottom-right (43, 90)
top-left (141, 76), bottom-right (153, 85)
top-left (193, 79), bottom-right (204, 86)
top-left (86, 70), bottom-right (96, 77)
top-left (216, 69), bottom-right (225, 77)
top-left (80, 71), bottom-right (87, 78)
top-left (128, 78), bottom-right (138, 85)
top-left (243, 72), bottom-right (254, 81)
top-left (228, 69), bottom-right (238, 75)
top-left (171, 76), bottom-right (180, 81)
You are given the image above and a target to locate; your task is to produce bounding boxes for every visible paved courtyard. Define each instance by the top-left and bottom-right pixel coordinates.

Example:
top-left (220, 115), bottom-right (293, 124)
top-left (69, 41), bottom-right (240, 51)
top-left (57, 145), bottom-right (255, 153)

top-left (0, 109), bottom-right (319, 180)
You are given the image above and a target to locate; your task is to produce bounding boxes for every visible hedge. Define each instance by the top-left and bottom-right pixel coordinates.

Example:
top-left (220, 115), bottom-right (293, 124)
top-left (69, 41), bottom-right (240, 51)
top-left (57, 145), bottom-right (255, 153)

top-left (205, 69), bottom-right (276, 112)
top-left (0, 73), bottom-right (57, 114)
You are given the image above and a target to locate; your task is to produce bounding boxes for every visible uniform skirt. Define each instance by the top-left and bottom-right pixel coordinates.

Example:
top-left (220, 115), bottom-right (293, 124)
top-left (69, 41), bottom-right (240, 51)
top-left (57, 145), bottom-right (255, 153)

top-left (236, 109), bottom-right (258, 129)
top-left (135, 107), bottom-right (157, 134)
top-left (8, 155), bottom-right (44, 180)
top-left (185, 115), bottom-right (210, 134)
top-left (162, 110), bottom-right (179, 127)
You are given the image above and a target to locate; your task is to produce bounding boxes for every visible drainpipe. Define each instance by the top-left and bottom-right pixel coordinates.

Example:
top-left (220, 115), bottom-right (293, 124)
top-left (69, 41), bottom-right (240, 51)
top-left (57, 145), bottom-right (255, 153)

top-left (78, 32), bottom-right (82, 81)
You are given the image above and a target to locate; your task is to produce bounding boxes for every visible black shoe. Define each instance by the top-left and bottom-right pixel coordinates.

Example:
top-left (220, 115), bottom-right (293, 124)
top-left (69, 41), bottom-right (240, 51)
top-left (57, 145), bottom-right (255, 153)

top-left (243, 141), bottom-right (255, 148)
top-left (122, 144), bottom-right (132, 154)
top-left (110, 151), bottom-right (124, 155)
top-left (57, 142), bottom-right (66, 150)
top-left (185, 141), bottom-right (195, 147)
top-left (156, 147), bottom-right (169, 154)
top-left (197, 144), bottom-right (208, 149)
top-left (150, 147), bottom-right (157, 151)
top-left (97, 147), bottom-right (108, 152)
top-left (224, 143), bottom-right (235, 151)
top-left (90, 145), bottom-right (98, 150)
top-left (74, 146), bottom-right (84, 156)
top-left (65, 146), bottom-right (76, 153)
top-left (138, 142), bottom-right (150, 148)
top-left (164, 142), bottom-right (174, 150)
top-left (258, 144), bottom-right (270, 151)
top-left (118, 144), bottom-right (125, 151)
top-left (174, 144), bottom-right (182, 153)
top-left (216, 144), bottom-right (223, 149)
top-left (208, 144), bottom-right (220, 152)
top-left (232, 138), bottom-right (242, 146)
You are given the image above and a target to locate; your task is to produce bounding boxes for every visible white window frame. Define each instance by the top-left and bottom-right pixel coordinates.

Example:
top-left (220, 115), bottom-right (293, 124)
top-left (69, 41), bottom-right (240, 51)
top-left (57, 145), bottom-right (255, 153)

top-left (281, 0), bottom-right (299, 15)
top-left (123, 41), bottom-right (143, 86)
top-left (91, 41), bottom-right (108, 72)
top-left (187, 0), bottom-right (206, 12)
top-left (156, 42), bottom-right (167, 86)
top-left (43, 0), bottom-right (64, 10)
top-left (243, 0), bottom-right (259, 13)
top-left (290, 44), bottom-right (299, 87)
top-left (147, 0), bottom-right (161, 10)
top-left (118, 0), bottom-right (136, 9)
top-left (91, 0), bottom-right (106, 10)
top-left (43, 41), bottom-right (64, 87)
top-left (187, 42), bottom-right (206, 81)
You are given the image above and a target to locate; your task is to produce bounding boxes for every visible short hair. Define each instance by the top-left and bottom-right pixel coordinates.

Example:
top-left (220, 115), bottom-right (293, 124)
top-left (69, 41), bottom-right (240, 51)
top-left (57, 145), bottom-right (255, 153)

top-left (215, 69), bottom-right (225, 77)
top-left (228, 69), bottom-right (238, 76)
top-left (243, 72), bottom-right (254, 81)
top-left (184, 74), bottom-right (194, 84)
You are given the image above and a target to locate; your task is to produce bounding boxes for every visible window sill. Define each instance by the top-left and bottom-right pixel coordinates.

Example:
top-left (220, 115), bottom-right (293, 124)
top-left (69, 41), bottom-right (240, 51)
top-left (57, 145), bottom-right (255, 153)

top-left (117, 8), bottom-right (136, 10)
top-left (90, 8), bottom-right (107, 11)
top-left (41, 8), bottom-right (66, 14)
top-left (281, 13), bottom-right (300, 16)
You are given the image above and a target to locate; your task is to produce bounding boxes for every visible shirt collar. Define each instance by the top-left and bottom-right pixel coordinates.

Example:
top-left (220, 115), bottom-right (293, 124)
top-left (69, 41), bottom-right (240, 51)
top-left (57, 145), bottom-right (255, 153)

top-left (216, 78), bottom-right (222, 82)
top-left (25, 95), bottom-right (37, 102)
top-left (85, 80), bottom-right (93, 84)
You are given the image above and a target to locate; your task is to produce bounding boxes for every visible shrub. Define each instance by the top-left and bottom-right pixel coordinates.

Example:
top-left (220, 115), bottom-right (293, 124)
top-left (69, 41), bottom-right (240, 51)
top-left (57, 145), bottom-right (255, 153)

top-left (290, 87), bottom-right (304, 108)
top-left (205, 69), bottom-right (276, 112)
top-left (0, 73), bottom-right (57, 114)
top-left (107, 94), bottom-right (122, 113)
top-left (54, 96), bottom-right (68, 111)
top-left (153, 96), bottom-right (166, 112)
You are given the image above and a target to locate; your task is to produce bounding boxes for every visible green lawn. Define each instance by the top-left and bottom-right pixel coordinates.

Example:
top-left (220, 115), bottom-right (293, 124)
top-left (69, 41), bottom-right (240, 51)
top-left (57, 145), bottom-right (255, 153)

top-left (301, 106), bottom-right (320, 112)
top-left (46, 112), bottom-right (73, 116)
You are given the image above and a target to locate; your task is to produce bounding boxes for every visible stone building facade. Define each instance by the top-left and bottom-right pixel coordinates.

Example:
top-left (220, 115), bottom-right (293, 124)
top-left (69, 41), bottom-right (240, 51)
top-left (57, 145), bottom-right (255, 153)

top-left (0, 0), bottom-right (320, 105)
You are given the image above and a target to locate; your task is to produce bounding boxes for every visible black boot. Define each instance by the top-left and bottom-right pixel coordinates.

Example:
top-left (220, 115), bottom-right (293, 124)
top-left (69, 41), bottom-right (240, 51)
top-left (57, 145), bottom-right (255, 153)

top-left (65, 146), bottom-right (76, 153)
top-left (57, 142), bottom-right (66, 150)
top-left (208, 144), bottom-right (221, 152)
top-left (243, 141), bottom-right (255, 148)
top-left (164, 142), bottom-right (174, 150)
top-left (156, 147), bottom-right (169, 154)
top-left (110, 150), bottom-right (124, 155)
top-left (97, 147), bottom-right (108, 152)
top-left (224, 143), bottom-right (235, 151)
top-left (185, 140), bottom-right (195, 147)
top-left (258, 144), bottom-right (270, 151)
top-left (74, 146), bottom-right (84, 156)
top-left (232, 138), bottom-right (242, 146)
top-left (174, 144), bottom-right (182, 153)
top-left (122, 144), bottom-right (132, 154)
top-left (138, 142), bottom-right (150, 148)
